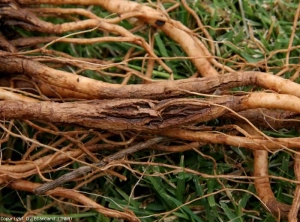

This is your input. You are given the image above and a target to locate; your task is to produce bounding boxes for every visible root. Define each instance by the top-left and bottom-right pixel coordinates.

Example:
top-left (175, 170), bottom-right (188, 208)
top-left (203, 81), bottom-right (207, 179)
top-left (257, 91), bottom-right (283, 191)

top-left (0, 0), bottom-right (299, 221)
top-left (1, 56), bottom-right (300, 99)
top-left (6, 179), bottom-right (140, 222)
top-left (241, 123), bottom-right (292, 220)
top-left (289, 155), bottom-right (300, 221)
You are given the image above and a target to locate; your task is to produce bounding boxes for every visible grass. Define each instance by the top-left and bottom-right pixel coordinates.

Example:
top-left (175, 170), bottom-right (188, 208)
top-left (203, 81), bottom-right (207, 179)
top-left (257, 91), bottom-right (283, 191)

top-left (0, 0), bottom-right (299, 221)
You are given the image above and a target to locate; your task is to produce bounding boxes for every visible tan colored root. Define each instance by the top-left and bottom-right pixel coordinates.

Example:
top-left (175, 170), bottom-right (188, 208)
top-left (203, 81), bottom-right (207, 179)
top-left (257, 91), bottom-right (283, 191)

top-left (0, 88), bottom-right (37, 101)
top-left (289, 155), bottom-right (300, 221)
top-left (2, 56), bottom-right (300, 99)
top-left (161, 128), bottom-right (300, 151)
top-left (0, 140), bottom-right (202, 185)
top-left (0, 75), bottom-right (92, 99)
top-left (15, 0), bottom-right (218, 76)
top-left (6, 179), bottom-right (140, 222)
top-left (180, 0), bottom-right (215, 54)
top-left (2, 2), bottom-right (171, 73)
top-left (253, 150), bottom-right (291, 219)
top-left (240, 123), bottom-right (292, 220)
top-left (0, 148), bottom-right (105, 184)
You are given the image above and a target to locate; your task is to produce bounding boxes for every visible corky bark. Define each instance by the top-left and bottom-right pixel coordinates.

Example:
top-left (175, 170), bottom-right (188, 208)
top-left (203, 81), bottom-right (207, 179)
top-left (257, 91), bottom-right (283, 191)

top-left (0, 94), bottom-right (299, 131)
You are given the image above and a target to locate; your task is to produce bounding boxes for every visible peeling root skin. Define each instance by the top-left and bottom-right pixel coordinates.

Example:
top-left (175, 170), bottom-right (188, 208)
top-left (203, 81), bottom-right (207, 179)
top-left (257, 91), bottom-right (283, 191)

top-left (0, 93), bottom-right (299, 132)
